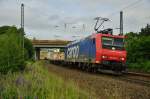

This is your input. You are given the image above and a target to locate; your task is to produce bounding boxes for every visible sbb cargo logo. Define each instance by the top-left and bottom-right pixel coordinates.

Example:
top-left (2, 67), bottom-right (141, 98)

top-left (67, 46), bottom-right (79, 59)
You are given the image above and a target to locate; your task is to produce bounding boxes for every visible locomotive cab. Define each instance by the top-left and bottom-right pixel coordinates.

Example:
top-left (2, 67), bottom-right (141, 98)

top-left (95, 33), bottom-right (127, 72)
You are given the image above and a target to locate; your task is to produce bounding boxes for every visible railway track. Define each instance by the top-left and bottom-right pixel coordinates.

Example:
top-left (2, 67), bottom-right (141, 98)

top-left (94, 71), bottom-right (150, 87)
top-left (120, 72), bottom-right (150, 87)
top-left (47, 61), bottom-right (150, 87)
top-left (126, 72), bottom-right (150, 77)
top-left (71, 67), bottom-right (150, 87)
top-left (46, 63), bottom-right (150, 99)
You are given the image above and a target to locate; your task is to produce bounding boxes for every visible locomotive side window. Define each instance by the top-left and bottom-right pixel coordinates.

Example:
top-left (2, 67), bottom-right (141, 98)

top-left (102, 37), bottom-right (124, 50)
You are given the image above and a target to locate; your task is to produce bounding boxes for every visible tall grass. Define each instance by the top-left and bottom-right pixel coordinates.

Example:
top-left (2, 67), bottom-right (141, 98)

top-left (0, 61), bottom-right (88, 99)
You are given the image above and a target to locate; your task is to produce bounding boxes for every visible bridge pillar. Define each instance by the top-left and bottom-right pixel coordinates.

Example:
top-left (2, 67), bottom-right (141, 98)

top-left (35, 48), bottom-right (40, 60)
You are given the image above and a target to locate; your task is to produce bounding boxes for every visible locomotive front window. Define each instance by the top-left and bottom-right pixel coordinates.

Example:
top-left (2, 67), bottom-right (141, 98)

top-left (102, 37), bottom-right (113, 46)
top-left (113, 38), bottom-right (124, 48)
top-left (102, 37), bottom-right (124, 50)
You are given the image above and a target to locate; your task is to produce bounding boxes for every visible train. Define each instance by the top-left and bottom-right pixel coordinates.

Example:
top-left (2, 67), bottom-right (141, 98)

top-left (50, 28), bottom-right (127, 73)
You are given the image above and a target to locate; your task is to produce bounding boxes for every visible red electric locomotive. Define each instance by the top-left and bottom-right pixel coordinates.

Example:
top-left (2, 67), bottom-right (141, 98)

top-left (64, 29), bottom-right (126, 73)
top-left (51, 17), bottom-right (127, 73)
top-left (93, 29), bottom-right (126, 72)
top-left (64, 17), bottom-right (127, 73)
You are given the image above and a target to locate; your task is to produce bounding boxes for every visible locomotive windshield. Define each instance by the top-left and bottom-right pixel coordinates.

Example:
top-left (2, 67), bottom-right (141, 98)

top-left (102, 37), bottom-right (124, 50)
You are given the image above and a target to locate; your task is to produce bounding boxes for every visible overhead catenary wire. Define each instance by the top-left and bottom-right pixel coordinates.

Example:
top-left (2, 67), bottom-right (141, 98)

top-left (16, 0), bottom-right (88, 33)
top-left (104, 0), bottom-right (145, 34)
top-left (16, 0), bottom-right (148, 39)
top-left (121, 0), bottom-right (143, 11)
top-left (16, 0), bottom-right (144, 25)
top-left (106, 0), bottom-right (144, 18)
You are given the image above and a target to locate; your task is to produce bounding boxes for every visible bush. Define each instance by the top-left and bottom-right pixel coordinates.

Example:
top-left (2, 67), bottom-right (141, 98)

top-left (128, 61), bottom-right (150, 72)
top-left (24, 38), bottom-right (34, 60)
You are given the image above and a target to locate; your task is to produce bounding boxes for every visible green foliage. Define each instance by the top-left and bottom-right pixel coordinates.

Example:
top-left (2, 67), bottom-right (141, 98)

top-left (139, 24), bottom-right (150, 36)
top-left (0, 61), bottom-right (88, 98)
top-left (0, 26), bottom-right (11, 35)
top-left (128, 61), bottom-right (150, 72)
top-left (0, 26), bottom-right (34, 73)
top-left (24, 38), bottom-right (34, 60)
top-left (125, 24), bottom-right (150, 72)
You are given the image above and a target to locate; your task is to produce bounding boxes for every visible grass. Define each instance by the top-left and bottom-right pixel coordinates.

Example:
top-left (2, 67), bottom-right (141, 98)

top-left (0, 61), bottom-right (88, 99)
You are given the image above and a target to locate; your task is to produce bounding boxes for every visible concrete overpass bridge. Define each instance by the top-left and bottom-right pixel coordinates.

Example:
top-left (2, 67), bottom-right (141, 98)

top-left (32, 40), bottom-right (70, 60)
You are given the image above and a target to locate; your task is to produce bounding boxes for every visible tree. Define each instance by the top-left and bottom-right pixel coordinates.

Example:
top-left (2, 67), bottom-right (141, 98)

top-left (139, 24), bottom-right (150, 36)
top-left (0, 26), bottom-right (34, 73)
top-left (125, 25), bottom-right (150, 71)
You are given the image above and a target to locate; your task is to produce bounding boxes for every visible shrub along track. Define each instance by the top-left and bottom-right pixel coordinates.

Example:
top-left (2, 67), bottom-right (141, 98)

top-left (45, 62), bottom-right (150, 99)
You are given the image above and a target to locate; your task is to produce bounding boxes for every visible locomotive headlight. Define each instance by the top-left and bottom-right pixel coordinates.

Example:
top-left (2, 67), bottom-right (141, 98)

top-left (102, 55), bottom-right (107, 59)
top-left (120, 57), bottom-right (125, 61)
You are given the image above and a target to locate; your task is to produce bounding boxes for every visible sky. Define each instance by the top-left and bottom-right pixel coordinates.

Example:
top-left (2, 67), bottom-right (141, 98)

top-left (0, 0), bottom-right (150, 40)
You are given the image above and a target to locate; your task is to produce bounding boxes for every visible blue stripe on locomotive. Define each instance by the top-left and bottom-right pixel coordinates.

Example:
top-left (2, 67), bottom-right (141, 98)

top-left (65, 37), bottom-right (96, 63)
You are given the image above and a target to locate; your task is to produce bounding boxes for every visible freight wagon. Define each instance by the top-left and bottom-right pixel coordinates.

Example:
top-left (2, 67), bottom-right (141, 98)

top-left (49, 52), bottom-right (65, 61)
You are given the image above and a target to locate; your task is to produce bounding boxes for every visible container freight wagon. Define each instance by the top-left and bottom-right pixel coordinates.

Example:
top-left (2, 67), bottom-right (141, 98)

top-left (65, 32), bottom-right (127, 72)
top-left (65, 36), bottom-right (96, 63)
top-left (50, 52), bottom-right (65, 61)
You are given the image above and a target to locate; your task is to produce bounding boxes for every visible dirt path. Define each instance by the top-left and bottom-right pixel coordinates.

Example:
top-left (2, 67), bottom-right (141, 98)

top-left (46, 63), bottom-right (150, 99)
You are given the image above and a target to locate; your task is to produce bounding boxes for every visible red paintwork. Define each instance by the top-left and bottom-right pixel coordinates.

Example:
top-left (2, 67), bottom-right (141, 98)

top-left (95, 33), bottom-right (127, 64)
